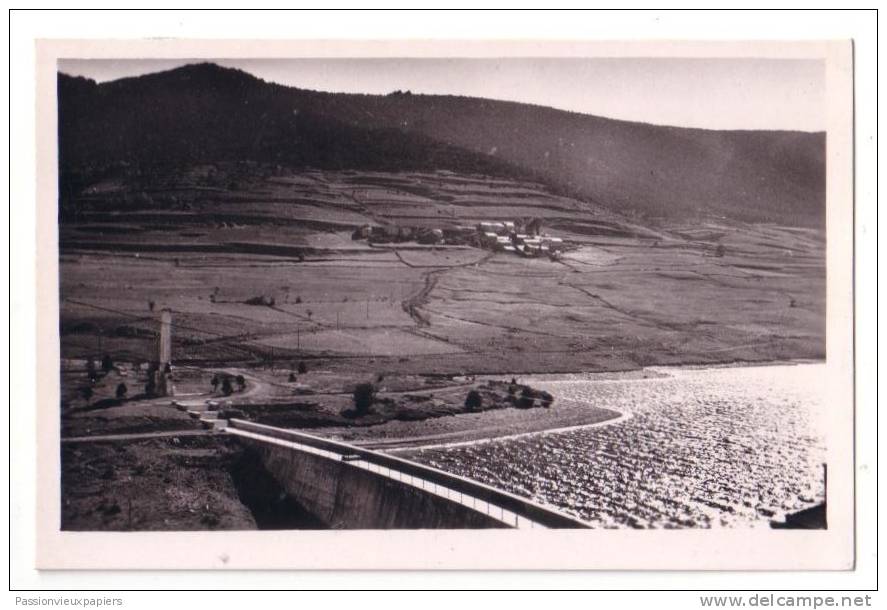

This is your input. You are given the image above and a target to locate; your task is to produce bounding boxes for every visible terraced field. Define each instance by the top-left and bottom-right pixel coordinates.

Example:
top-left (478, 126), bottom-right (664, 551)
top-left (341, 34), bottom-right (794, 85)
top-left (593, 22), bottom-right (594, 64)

top-left (59, 168), bottom-right (824, 378)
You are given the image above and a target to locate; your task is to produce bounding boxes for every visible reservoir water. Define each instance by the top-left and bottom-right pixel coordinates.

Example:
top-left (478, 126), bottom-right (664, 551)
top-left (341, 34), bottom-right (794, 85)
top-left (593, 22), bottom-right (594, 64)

top-left (407, 363), bottom-right (827, 528)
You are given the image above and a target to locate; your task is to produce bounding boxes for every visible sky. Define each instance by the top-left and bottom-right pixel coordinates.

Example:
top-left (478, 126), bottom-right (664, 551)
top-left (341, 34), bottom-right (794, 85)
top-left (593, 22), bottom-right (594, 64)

top-left (57, 57), bottom-right (825, 132)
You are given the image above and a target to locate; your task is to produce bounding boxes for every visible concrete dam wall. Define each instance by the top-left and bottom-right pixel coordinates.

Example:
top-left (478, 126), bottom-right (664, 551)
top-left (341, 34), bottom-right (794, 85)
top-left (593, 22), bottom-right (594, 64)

top-left (226, 420), bottom-right (590, 530)
top-left (239, 437), bottom-right (506, 529)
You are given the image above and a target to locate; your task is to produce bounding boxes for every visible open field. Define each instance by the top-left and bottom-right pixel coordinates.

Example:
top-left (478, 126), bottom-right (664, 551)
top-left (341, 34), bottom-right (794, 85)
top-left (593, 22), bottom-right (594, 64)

top-left (60, 169), bottom-right (824, 383)
top-left (59, 167), bottom-right (824, 450)
top-left (60, 359), bottom-right (617, 447)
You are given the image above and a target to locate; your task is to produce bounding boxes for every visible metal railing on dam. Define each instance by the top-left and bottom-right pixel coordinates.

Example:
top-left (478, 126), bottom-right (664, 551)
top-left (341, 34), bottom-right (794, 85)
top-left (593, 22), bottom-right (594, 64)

top-left (225, 418), bottom-right (590, 529)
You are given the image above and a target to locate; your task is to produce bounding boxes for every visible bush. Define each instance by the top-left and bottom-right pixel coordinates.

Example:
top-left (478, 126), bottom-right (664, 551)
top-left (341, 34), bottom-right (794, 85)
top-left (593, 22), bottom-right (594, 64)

top-left (80, 386), bottom-right (93, 403)
top-left (101, 354), bottom-right (114, 373)
top-left (115, 383), bottom-right (128, 399)
top-left (353, 382), bottom-right (376, 415)
top-left (518, 387), bottom-right (535, 409)
top-left (297, 361), bottom-right (308, 375)
top-left (144, 377), bottom-right (156, 397)
top-left (211, 374), bottom-right (220, 391)
top-left (86, 358), bottom-right (97, 381)
top-left (235, 375), bottom-right (246, 391)
top-left (288, 372), bottom-right (297, 382)
top-left (465, 389), bottom-right (483, 411)
top-left (245, 295), bottom-right (275, 307)
top-left (221, 377), bottom-right (234, 396)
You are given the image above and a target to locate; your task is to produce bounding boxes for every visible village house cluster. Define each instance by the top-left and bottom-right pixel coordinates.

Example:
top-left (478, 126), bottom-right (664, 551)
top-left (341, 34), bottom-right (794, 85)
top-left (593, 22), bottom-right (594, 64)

top-left (351, 217), bottom-right (566, 260)
top-left (476, 219), bottom-right (565, 260)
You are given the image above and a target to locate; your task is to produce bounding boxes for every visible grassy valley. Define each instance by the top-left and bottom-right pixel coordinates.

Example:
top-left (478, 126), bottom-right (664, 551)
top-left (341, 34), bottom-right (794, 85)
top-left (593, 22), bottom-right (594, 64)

top-left (57, 63), bottom-right (825, 441)
top-left (60, 167), bottom-right (824, 376)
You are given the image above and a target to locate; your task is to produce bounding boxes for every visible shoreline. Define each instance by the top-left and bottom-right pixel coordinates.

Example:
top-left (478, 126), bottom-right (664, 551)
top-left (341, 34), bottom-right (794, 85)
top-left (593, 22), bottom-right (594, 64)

top-left (328, 359), bottom-right (824, 450)
top-left (59, 359), bottom-right (825, 531)
top-left (59, 358), bottom-right (823, 444)
top-left (379, 412), bottom-right (633, 453)
top-left (475, 356), bottom-right (825, 381)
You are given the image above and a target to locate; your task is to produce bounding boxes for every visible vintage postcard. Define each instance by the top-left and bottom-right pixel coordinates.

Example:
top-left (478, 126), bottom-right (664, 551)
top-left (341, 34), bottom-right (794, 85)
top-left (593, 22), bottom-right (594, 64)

top-left (33, 38), bottom-right (854, 570)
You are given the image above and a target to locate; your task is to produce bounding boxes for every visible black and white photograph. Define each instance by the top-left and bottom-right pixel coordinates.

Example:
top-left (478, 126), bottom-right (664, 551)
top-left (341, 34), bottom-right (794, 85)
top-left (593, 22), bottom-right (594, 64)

top-left (52, 53), bottom-right (837, 526)
top-left (22, 31), bottom-right (862, 574)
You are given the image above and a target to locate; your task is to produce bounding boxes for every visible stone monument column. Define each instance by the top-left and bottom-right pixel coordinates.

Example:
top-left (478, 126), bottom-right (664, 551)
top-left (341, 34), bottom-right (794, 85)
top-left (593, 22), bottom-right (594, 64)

top-left (156, 309), bottom-right (174, 396)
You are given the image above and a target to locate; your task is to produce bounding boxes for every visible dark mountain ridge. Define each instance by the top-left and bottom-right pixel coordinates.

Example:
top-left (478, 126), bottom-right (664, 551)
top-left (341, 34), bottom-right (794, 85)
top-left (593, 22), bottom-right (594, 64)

top-left (58, 62), bottom-right (826, 227)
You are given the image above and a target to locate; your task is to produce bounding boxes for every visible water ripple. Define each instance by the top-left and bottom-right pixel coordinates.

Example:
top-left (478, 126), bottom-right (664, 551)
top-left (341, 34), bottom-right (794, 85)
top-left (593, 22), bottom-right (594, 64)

top-left (409, 364), bottom-right (826, 528)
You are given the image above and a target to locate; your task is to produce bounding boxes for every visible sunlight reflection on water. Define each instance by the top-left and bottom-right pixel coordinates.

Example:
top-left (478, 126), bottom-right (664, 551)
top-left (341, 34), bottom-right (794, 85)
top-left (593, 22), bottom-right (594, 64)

top-left (410, 363), bottom-right (827, 528)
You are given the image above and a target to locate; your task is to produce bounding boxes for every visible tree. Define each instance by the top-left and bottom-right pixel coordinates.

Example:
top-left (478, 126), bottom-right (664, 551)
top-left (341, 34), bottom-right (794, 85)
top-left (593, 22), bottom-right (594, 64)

top-left (297, 361), bottom-right (308, 375)
top-left (221, 377), bottom-right (234, 396)
top-left (80, 386), bottom-right (93, 404)
top-left (288, 372), bottom-right (297, 382)
top-left (518, 387), bottom-right (535, 409)
top-left (353, 382), bottom-right (375, 415)
top-left (144, 377), bottom-right (156, 397)
top-left (465, 390), bottom-right (483, 411)
top-left (714, 244), bottom-right (726, 258)
top-left (115, 383), bottom-right (128, 399)
top-left (101, 354), bottom-right (114, 373)
top-left (235, 375), bottom-right (246, 391)
top-left (86, 357), bottom-right (97, 381)
top-left (211, 374), bottom-right (220, 391)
